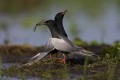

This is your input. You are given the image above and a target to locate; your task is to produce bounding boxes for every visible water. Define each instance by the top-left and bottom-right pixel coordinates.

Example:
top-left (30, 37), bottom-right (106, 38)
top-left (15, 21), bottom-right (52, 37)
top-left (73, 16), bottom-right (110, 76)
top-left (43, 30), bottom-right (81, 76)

top-left (0, 4), bottom-right (120, 46)
top-left (2, 63), bottom-right (19, 69)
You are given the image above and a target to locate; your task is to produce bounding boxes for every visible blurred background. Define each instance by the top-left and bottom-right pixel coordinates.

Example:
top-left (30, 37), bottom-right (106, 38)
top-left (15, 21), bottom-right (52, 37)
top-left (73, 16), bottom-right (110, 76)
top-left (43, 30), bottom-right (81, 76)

top-left (0, 0), bottom-right (120, 46)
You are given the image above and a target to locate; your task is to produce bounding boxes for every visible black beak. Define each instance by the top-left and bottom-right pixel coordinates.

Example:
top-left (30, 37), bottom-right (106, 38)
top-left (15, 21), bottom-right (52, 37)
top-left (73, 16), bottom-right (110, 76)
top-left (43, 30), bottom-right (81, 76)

top-left (61, 10), bottom-right (68, 15)
top-left (34, 20), bottom-right (45, 32)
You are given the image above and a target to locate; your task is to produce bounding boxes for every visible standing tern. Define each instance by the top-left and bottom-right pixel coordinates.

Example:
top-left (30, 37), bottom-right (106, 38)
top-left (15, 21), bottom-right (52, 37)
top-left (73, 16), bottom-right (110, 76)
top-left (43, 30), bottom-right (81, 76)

top-left (29, 10), bottom-right (68, 64)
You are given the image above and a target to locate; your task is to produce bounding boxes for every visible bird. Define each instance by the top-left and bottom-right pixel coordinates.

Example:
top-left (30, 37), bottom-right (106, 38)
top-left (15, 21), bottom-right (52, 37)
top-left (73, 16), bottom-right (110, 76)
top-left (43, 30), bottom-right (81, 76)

top-left (30, 10), bottom-right (68, 63)
top-left (48, 10), bottom-right (68, 59)
top-left (31, 20), bottom-right (97, 64)
top-left (28, 20), bottom-right (63, 64)
top-left (54, 10), bottom-right (97, 62)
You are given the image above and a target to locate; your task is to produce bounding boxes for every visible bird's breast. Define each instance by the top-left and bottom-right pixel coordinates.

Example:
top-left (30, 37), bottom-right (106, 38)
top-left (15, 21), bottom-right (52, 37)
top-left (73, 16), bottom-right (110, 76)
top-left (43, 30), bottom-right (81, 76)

top-left (51, 38), bottom-right (73, 52)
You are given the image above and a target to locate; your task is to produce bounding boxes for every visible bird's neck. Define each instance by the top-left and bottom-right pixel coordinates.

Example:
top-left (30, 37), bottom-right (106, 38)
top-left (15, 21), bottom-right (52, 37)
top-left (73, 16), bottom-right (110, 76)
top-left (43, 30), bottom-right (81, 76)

top-left (56, 19), bottom-right (68, 37)
top-left (48, 25), bottom-right (61, 38)
top-left (56, 19), bottom-right (63, 27)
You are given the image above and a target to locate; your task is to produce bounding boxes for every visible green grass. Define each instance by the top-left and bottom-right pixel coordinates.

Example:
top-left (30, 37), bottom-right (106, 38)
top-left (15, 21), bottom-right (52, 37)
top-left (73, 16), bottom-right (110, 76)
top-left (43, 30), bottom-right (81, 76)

top-left (81, 57), bottom-right (88, 80)
top-left (1, 41), bottom-right (120, 80)
top-left (3, 58), bottom-right (120, 80)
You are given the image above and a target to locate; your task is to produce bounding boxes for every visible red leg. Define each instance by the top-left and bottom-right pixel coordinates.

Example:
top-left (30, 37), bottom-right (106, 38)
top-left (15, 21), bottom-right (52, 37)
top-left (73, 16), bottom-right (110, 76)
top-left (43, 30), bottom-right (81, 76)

top-left (62, 53), bottom-right (66, 64)
top-left (58, 52), bottom-right (66, 64)
top-left (49, 53), bottom-right (52, 59)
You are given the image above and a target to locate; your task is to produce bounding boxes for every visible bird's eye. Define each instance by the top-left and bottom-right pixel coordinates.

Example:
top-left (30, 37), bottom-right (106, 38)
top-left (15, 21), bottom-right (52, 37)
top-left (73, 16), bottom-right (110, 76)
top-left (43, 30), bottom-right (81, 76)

top-left (45, 21), bottom-right (49, 23)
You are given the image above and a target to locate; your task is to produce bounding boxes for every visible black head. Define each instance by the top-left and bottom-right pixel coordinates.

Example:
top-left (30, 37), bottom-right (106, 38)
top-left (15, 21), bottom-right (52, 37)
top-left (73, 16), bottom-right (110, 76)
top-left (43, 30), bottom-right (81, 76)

top-left (43, 20), bottom-right (60, 38)
top-left (43, 20), bottom-right (59, 31)
top-left (34, 19), bottom-right (60, 38)
top-left (54, 10), bottom-right (68, 21)
top-left (43, 19), bottom-right (55, 26)
top-left (34, 20), bottom-right (55, 32)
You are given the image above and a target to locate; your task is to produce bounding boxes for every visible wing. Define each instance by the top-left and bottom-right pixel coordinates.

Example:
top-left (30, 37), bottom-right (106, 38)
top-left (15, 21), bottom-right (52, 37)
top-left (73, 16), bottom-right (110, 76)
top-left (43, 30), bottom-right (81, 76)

top-left (46, 37), bottom-right (55, 51)
top-left (72, 49), bottom-right (95, 56)
top-left (28, 52), bottom-right (49, 65)
top-left (51, 37), bottom-right (77, 52)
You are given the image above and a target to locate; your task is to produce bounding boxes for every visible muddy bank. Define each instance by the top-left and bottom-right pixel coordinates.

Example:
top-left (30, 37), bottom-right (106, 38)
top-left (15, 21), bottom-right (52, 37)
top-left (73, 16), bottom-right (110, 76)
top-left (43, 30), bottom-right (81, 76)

top-left (0, 44), bottom-right (109, 63)
top-left (2, 59), bottom-right (120, 80)
top-left (1, 43), bottom-right (120, 80)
